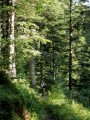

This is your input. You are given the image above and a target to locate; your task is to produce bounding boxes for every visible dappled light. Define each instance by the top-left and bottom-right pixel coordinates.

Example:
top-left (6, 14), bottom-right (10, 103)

top-left (0, 0), bottom-right (90, 120)
top-left (46, 85), bottom-right (90, 120)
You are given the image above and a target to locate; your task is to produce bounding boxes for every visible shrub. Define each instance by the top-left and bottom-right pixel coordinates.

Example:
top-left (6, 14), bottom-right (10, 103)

top-left (46, 84), bottom-right (90, 120)
top-left (0, 70), bottom-right (10, 85)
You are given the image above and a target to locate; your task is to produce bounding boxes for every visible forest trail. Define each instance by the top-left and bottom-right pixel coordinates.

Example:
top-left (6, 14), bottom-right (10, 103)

top-left (40, 95), bottom-right (53, 120)
top-left (45, 108), bottom-right (53, 120)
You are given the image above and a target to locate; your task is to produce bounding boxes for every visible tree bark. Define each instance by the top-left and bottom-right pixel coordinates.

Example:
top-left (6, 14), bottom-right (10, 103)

top-left (29, 55), bottom-right (36, 88)
top-left (1, 0), bottom-right (16, 77)
top-left (8, 0), bottom-right (16, 77)
top-left (1, 0), bottom-right (9, 69)
top-left (40, 42), bottom-right (43, 83)
top-left (52, 41), bottom-right (55, 80)
top-left (69, 0), bottom-right (72, 91)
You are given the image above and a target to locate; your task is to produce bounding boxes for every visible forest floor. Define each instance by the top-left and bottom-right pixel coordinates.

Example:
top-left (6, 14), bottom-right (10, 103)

top-left (45, 108), bottom-right (53, 120)
top-left (40, 95), bottom-right (53, 120)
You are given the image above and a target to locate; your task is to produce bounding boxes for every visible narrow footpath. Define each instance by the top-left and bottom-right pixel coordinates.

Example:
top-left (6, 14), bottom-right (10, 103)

top-left (45, 108), bottom-right (53, 120)
top-left (40, 95), bottom-right (53, 120)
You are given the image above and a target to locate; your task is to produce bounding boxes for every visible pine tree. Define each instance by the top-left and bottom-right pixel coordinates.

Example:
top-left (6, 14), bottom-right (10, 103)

top-left (69, 0), bottom-right (73, 91)
top-left (1, 0), bottom-right (16, 77)
top-left (8, 0), bottom-right (16, 77)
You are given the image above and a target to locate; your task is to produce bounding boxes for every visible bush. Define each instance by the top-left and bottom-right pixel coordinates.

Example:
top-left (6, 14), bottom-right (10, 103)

top-left (14, 79), bottom-right (46, 120)
top-left (46, 84), bottom-right (90, 120)
top-left (0, 78), bottom-right (46, 120)
top-left (0, 70), bottom-right (10, 85)
top-left (0, 77), bottom-right (26, 120)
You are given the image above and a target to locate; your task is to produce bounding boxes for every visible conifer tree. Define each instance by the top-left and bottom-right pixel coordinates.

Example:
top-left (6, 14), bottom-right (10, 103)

top-left (1, 0), bottom-right (16, 77)
top-left (8, 0), bottom-right (16, 77)
top-left (69, 0), bottom-right (72, 91)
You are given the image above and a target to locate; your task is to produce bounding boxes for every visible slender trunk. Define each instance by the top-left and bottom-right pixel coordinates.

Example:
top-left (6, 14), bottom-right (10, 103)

top-left (1, 0), bottom-right (9, 69)
top-left (8, 0), bottom-right (16, 77)
top-left (40, 42), bottom-right (43, 82)
top-left (69, 0), bottom-right (72, 91)
top-left (50, 61), bottom-right (52, 73)
top-left (30, 55), bottom-right (36, 88)
top-left (1, 0), bottom-right (16, 77)
top-left (52, 41), bottom-right (55, 80)
top-left (0, 27), bottom-right (1, 67)
top-left (29, 29), bottom-right (36, 88)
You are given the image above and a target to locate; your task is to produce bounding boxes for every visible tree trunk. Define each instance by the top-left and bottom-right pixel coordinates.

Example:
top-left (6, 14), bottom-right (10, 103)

top-left (8, 0), bottom-right (16, 77)
top-left (1, 0), bottom-right (16, 77)
top-left (30, 55), bottom-right (36, 88)
top-left (1, 0), bottom-right (9, 69)
top-left (40, 42), bottom-right (43, 83)
top-left (69, 0), bottom-right (72, 91)
top-left (52, 41), bottom-right (55, 80)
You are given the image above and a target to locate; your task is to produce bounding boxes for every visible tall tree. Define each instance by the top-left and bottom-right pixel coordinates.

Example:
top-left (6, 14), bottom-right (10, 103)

top-left (8, 0), bottom-right (16, 77)
top-left (69, 0), bottom-right (72, 91)
top-left (1, 0), bottom-right (16, 77)
top-left (1, 0), bottom-right (8, 69)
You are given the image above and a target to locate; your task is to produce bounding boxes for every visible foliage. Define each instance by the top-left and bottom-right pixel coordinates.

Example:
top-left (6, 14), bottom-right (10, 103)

top-left (0, 82), bottom-right (23, 120)
top-left (0, 70), bottom-right (10, 85)
top-left (46, 84), bottom-right (90, 120)
top-left (0, 0), bottom-right (90, 119)
top-left (14, 79), bottom-right (46, 119)
top-left (0, 78), bottom-right (46, 120)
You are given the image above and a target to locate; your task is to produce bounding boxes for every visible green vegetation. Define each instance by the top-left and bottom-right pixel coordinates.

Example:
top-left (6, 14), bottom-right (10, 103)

top-left (0, 0), bottom-right (90, 120)
top-left (46, 84), bottom-right (90, 120)
top-left (0, 77), bottom-right (46, 120)
top-left (0, 77), bottom-right (90, 120)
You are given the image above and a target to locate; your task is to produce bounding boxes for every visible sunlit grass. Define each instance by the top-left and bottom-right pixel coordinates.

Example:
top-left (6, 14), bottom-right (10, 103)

top-left (14, 79), bottom-right (46, 120)
top-left (46, 84), bottom-right (90, 120)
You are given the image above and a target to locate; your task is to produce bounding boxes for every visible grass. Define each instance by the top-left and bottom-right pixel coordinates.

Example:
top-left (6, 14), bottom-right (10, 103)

top-left (45, 84), bottom-right (90, 120)
top-left (0, 75), bottom-right (90, 120)
top-left (0, 78), bottom-right (46, 120)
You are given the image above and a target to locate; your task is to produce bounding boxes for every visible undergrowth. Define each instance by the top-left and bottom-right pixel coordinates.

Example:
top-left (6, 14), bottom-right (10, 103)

top-left (14, 79), bottom-right (46, 120)
top-left (0, 77), bottom-right (45, 120)
top-left (1, 72), bottom-right (90, 120)
top-left (46, 84), bottom-right (90, 120)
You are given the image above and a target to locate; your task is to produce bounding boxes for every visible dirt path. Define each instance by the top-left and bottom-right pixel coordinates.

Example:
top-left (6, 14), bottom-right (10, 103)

top-left (45, 108), bottom-right (53, 120)
top-left (40, 95), bottom-right (53, 120)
